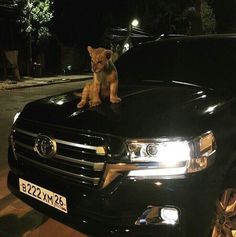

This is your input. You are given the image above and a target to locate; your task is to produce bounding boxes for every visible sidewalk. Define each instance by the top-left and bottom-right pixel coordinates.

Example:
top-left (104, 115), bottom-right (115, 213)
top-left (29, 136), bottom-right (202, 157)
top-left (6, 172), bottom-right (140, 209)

top-left (0, 74), bottom-right (92, 90)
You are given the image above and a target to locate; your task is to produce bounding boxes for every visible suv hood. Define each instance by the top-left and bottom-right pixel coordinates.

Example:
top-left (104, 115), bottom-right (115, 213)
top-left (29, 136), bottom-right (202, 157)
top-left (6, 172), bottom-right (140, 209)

top-left (20, 85), bottom-right (226, 138)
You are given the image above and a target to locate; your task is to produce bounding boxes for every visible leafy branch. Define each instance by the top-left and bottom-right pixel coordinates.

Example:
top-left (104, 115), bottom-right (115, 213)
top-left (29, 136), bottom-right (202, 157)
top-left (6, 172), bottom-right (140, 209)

top-left (14, 0), bottom-right (54, 43)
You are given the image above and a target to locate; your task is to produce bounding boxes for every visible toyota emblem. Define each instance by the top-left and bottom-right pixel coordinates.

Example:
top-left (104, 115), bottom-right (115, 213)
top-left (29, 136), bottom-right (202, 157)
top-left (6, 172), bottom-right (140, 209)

top-left (34, 134), bottom-right (57, 158)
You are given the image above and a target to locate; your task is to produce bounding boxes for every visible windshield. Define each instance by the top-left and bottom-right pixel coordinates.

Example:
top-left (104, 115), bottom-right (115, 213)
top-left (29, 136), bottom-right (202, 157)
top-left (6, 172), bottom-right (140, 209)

top-left (115, 35), bottom-right (236, 90)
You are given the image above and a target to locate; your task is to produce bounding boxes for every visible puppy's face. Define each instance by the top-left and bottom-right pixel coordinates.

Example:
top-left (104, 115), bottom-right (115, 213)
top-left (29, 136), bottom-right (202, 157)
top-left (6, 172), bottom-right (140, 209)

top-left (88, 46), bottom-right (112, 73)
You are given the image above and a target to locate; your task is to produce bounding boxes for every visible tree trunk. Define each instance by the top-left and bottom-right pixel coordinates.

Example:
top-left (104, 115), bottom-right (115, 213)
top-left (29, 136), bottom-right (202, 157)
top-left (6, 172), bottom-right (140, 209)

top-left (191, 0), bottom-right (203, 35)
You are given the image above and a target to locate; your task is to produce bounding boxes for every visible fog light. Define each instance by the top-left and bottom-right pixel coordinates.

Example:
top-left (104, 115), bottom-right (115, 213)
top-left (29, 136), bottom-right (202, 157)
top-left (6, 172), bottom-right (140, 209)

top-left (161, 207), bottom-right (179, 225)
top-left (135, 205), bottom-right (180, 225)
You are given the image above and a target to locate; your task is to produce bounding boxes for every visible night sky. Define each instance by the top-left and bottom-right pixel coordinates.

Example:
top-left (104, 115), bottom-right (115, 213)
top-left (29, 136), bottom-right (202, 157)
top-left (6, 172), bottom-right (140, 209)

top-left (52, 0), bottom-right (236, 49)
top-left (53, 0), bottom-right (137, 48)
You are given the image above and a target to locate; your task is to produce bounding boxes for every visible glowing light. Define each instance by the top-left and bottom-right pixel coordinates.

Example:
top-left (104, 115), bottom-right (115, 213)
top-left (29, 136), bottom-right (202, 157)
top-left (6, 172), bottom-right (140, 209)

top-left (155, 181), bottom-right (163, 186)
top-left (124, 43), bottom-right (130, 51)
top-left (161, 207), bottom-right (179, 225)
top-left (128, 167), bottom-right (186, 177)
top-left (196, 91), bottom-right (204, 95)
top-left (128, 140), bottom-right (191, 164)
top-left (204, 104), bottom-right (220, 114)
top-left (131, 19), bottom-right (139, 27)
top-left (157, 141), bottom-right (190, 164)
top-left (56, 100), bottom-right (64, 105)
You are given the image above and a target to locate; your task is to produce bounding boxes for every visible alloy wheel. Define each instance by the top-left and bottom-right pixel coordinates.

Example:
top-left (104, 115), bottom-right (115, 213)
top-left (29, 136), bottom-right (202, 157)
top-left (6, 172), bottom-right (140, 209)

top-left (211, 189), bottom-right (236, 237)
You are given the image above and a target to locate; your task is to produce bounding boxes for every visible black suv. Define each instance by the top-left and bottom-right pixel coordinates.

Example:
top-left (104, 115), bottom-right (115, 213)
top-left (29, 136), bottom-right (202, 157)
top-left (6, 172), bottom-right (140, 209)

top-left (8, 34), bottom-right (236, 237)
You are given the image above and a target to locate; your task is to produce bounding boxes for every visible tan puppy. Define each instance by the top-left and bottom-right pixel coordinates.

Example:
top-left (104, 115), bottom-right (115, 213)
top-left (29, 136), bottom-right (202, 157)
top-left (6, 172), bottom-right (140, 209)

top-left (77, 46), bottom-right (121, 108)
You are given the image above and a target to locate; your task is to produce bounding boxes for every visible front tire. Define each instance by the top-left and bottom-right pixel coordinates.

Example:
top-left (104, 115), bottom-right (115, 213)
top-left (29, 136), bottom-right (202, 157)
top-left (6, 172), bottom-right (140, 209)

top-left (211, 188), bottom-right (236, 237)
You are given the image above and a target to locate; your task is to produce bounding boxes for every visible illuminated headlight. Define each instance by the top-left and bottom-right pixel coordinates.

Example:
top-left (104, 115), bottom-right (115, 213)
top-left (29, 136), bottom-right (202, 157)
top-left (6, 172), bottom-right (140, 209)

top-left (127, 131), bottom-right (216, 177)
top-left (13, 111), bottom-right (21, 124)
top-left (161, 207), bottom-right (179, 225)
top-left (128, 140), bottom-right (190, 164)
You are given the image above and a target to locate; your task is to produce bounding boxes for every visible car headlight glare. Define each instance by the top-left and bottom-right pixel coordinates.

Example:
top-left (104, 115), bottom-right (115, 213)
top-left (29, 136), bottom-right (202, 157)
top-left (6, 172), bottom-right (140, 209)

top-left (127, 131), bottom-right (216, 177)
top-left (128, 140), bottom-right (191, 165)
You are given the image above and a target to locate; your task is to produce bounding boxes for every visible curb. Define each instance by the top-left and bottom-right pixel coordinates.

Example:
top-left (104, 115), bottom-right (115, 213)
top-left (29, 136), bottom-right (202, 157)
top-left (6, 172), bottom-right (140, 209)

top-left (0, 77), bottom-right (92, 90)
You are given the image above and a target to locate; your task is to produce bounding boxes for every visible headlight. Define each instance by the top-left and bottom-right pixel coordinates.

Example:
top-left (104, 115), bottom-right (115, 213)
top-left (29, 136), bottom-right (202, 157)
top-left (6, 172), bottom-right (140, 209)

top-left (127, 131), bottom-right (216, 177)
top-left (127, 140), bottom-right (190, 164)
top-left (13, 111), bottom-right (21, 124)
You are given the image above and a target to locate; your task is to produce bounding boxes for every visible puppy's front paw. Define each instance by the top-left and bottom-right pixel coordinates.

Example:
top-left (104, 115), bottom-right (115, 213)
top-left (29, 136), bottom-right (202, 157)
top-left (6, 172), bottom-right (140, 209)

top-left (90, 99), bottom-right (102, 107)
top-left (77, 101), bottom-right (86, 108)
top-left (110, 97), bottom-right (121, 104)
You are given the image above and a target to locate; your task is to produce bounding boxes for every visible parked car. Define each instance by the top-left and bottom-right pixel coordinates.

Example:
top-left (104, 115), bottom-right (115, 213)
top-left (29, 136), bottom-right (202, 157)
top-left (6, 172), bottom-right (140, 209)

top-left (8, 34), bottom-right (236, 237)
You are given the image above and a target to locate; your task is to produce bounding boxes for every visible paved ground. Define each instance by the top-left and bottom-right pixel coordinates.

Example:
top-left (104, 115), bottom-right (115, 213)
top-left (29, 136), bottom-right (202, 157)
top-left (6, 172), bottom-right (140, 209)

top-left (0, 74), bottom-right (92, 90)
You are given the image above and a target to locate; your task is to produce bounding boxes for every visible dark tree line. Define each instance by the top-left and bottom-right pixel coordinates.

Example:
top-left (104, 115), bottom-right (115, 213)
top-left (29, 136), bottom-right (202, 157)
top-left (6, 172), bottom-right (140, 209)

top-left (100, 0), bottom-right (235, 37)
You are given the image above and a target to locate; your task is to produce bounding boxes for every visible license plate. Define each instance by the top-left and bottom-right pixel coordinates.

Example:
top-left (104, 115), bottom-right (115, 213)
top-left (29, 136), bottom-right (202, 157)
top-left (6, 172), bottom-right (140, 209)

top-left (19, 178), bottom-right (67, 213)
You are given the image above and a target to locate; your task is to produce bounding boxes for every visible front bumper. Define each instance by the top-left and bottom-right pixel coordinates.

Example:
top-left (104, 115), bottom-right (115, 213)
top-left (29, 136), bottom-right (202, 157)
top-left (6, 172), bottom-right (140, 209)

top-left (8, 148), bottom-right (222, 237)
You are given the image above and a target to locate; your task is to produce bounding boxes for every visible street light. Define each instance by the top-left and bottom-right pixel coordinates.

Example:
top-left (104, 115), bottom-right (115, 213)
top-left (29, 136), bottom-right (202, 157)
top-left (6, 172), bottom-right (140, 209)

top-left (131, 19), bottom-right (139, 27)
top-left (123, 18), bottom-right (139, 53)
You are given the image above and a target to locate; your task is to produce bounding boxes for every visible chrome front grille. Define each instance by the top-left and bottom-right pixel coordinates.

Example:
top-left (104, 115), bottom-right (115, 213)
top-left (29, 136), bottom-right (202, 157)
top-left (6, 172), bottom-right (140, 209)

top-left (11, 122), bottom-right (107, 187)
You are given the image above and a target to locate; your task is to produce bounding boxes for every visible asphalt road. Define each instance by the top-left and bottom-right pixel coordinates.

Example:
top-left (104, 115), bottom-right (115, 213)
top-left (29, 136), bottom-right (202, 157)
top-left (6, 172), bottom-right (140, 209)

top-left (0, 80), bottom-right (90, 237)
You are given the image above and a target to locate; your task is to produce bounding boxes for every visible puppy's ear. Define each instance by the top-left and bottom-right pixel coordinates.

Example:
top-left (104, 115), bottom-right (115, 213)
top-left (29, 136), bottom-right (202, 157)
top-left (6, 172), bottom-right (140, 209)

top-left (105, 50), bottom-right (112, 60)
top-left (87, 46), bottom-right (93, 55)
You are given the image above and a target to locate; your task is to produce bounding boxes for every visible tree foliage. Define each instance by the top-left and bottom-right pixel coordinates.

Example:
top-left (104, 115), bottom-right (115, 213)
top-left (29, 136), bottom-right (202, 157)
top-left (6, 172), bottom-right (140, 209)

top-left (134, 0), bottom-right (216, 35)
top-left (201, 0), bottom-right (216, 33)
top-left (14, 0), bottom-right (54, 44)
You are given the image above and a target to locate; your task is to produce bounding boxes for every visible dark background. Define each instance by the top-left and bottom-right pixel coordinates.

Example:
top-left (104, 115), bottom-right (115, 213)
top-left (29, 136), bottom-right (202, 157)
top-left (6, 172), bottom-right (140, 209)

top-left (0, 0), bottom-right (236, 76)
top-left (1, 0), bottom-right (236, 49)
top-left (53, 0), bottom-right (138, 47)
top-left (53, 0), bottom-right (236, 47)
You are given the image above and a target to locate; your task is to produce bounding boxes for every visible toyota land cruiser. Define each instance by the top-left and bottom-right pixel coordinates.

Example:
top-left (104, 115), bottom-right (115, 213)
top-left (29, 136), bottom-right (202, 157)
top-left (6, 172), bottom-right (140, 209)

top-left (8, 34), bottom-right (236, 237)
